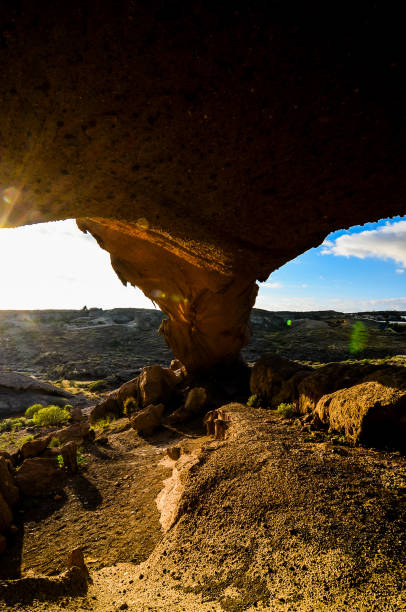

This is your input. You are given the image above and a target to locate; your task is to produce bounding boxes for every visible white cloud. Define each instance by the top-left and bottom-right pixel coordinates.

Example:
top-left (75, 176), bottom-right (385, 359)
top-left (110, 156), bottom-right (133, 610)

top-left (396, 268), bottom-right (405, 274)
top-left (255, 293), bottom-right (406, 312)
top-left (322, 220), bottom-right (406, 268)
top-left (261, 282), bottom-right (282, 289)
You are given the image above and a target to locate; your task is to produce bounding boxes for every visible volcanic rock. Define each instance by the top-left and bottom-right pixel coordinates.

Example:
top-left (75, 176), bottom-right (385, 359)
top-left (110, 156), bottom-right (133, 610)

top-left (250, 354), bottom-right (312, 407)
top-left (130, 404), bottom-right (164, 436)
top-left (315, 381), bottom-right (406, 448)
top-left (20, 435), bottom-right (51, 460)
top-left (14, 457), bottom-right (62, 496)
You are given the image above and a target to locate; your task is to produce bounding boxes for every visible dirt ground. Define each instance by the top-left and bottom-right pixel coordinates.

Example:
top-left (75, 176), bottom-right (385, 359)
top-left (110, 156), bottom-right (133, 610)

top-left (1, 407), bottom-right (405, 611)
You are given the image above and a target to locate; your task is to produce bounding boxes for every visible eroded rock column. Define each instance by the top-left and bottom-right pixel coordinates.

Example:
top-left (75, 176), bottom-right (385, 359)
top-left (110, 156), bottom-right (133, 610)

top-left (77, 218), bottom-right (258, 372)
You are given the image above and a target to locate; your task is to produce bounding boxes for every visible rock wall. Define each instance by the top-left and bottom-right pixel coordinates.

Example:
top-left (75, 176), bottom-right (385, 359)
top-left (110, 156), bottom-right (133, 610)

top-left (1, 2), bottom-right (406, 369)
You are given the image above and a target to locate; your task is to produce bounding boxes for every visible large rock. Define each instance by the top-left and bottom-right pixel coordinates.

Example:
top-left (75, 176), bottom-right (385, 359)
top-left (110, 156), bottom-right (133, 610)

top-left (297, 363), bottom-right (378, 415)
top-left (1, 4), bottom-right (405, 371)
top-left (250, 354), bottom-right (312, 407)
top-left (20, 435), bottom-right (51, 460)
top-left (52, 422), bottom-right (94, 445)
top-left (90, 364), bottom-right (179, 423)
top-left (14, 458), bottom-right (63, 496)
top-left (0, 372), bottom-right (75, 419)
top-left (130, 404), bottom-right (164, 436)
top-left (315, 381), bottom-right (406, 449)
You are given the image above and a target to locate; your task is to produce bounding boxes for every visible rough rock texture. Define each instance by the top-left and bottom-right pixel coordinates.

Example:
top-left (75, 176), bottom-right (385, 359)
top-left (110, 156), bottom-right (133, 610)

top-left (14, 457), bottom-right (62, 497)
top-left (316, 381), bottom-right (406, 449)
top-left (0, 457), bottom-right (18, 508)
top-left (20, 436), bottom-right (51, 460)
top-left (250, 354), bottom-right (312, 407)
top-left (130, 403), bottom-right (164, 436)
top-left (0, 372), bottom-right (76, 418)
top-left (297, 362), bottom-right (379, 414)
top-left (1, 3), bottom-right (406, 370)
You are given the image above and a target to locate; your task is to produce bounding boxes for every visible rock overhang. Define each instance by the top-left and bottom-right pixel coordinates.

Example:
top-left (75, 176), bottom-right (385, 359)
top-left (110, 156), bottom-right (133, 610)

top-left (1, 2), bottom-right (405, 369)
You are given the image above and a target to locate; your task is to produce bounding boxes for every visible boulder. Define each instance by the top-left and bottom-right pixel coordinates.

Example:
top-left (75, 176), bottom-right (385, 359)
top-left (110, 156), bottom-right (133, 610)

top-left (20, 436), bottom-right (51, 460)
top-left (297, 363), bottom-right (378, 415)
top-left (130, 404), bottom-right (164, 436)
top-left (315, 381), bottom-right (406, 449)
top-left (138, 366), bottom-right (178, 408)
top-left (168, 387), bottom-right (208, 424)
top-left (60, 442), bottom-right (78, 474)
top-left (250, 354), bottom-right (312, 407)
top-left (0, 456), bottom-right (19, 507)
top-left (52, 422), bottom-right (94, 445)
top-left (14, 457), bottom-right (63, 496)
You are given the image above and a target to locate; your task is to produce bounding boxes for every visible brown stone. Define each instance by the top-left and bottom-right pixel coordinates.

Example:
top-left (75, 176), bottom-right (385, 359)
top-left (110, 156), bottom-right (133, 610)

top-left (60, 442), bottom-right (78, 474)
top-left (53, 422), bottom-right (94, 445)
top-left (315, 381), bottom-right (406, 449)
top-left (297, 363), bottom-right (379, 415)
top-left (14, 457), bottom-right (62, 496)
top-left (130, 404), bottom-right (164, 436)
top-left (167, 446), bottom-right (181, 461)
top-left (138, 366), bottom-right (178, 408)
top-left (214, 419), bottom-right (228, 441)
top-left (250, 355), bottom-right (312, 408)
top-left (204, 411), bottom-right (217, 436)
top-left (0, 457), bottom-right (19, 508)
top-left (66, 547), bottom-right (86, 571)
top-left (185, 387), bottom-right (208, 415)
top-left (21, 435), bottom-right (51, 460)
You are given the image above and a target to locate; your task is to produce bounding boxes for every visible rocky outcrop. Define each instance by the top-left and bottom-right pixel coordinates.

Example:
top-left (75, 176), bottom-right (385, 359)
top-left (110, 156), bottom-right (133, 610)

top-left (1, 4), bottom-right (405, 370)
top-left (90, 364), bottom-right (183, 423)
top-left (0, 372), bottom-right (76, 419)
top-left (250, 354), bottom-right (312, 407)
top-left (315, 381), bottom-right (406, 449)
top-left (14, 457), bottom-right (63, 496)
top-left (297, 362), bottom-right (378, 414)
top-left (0, 456), bottom-right (18, 555)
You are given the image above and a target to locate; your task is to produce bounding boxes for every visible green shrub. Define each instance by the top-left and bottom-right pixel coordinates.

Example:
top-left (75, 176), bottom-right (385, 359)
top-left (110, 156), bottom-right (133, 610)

top-left (0, 419), bottom-right (12, 433)
top-left (20, 434), bottom-right (34, 446)
top-left (56, 454), bottom-right (64, 468)
top-left (123, 396), bottom-right (138, 416)
top-left (11, 417), bottom-right (29, 432)
top-left (276, 403), bottom-right (295, 418)
top-left (76, 447), bottom-right (88, 465)
top-left (33, 405), bottom-right (70, 427)
top-left (48, 436), bottom-right (61, 448)
top-left (88, 380), bottom-right (107, 392)
top-left (91, 416), bottom-right (116, 430)
top-left (247, 394), bottom-right (262, 408)
top-left (25, 404), bottom-right (43, 418)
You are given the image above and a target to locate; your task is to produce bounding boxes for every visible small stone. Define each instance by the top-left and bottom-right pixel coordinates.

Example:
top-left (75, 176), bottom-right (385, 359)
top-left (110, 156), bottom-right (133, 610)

top-left (54, 494), bottom-right (63, 501)
top-left (9, 524), bottom-right (18, 535)
top-left (119, 604), bottom-right (128, 610)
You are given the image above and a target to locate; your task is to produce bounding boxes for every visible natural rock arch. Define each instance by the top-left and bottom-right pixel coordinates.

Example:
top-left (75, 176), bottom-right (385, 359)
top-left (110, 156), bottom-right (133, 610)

top-left (1, 2), bottom-right (405, 370)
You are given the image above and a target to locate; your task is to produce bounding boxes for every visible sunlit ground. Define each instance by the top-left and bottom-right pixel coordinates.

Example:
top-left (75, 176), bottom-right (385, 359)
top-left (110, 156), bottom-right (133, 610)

top-left (0, 217), bottom-right (405, 311)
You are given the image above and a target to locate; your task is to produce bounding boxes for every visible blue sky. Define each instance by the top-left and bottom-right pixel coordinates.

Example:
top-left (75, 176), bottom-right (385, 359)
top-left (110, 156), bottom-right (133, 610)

top-left (257, 215), bottom-right (406, 312)
top-left (0, 216), bottom-right (405, 311)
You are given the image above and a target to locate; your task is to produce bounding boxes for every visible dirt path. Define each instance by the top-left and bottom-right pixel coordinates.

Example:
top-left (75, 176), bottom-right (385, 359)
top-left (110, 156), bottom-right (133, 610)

top-left (1, 422), bottom-right (194, 580)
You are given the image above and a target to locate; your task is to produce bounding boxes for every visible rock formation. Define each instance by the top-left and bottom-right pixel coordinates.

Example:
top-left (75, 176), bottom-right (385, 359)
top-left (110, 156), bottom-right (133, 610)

top-left (1, 3), bottom-right (406, 370)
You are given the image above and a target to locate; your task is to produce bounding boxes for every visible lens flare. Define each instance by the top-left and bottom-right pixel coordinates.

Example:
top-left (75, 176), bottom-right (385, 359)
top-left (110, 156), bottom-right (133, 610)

top-left (349, 321), bottom-right (368, 354)
top-left (2, 187), bottom-right (20, 205)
